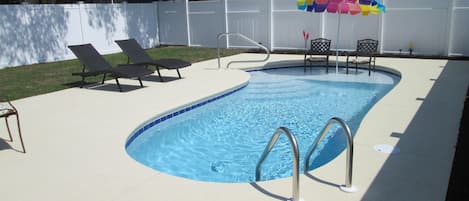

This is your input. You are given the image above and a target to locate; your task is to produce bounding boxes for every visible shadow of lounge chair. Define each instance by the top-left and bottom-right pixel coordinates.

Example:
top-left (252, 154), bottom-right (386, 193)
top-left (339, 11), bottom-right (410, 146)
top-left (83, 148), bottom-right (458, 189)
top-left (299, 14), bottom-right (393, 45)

top-left (115, 39), bottom-right (191, 82)
top-left (304, 38), bottom-right (332, 73)
top-left (346, 39), bottom-right (378, 76)
top-left (68, 44), bottom-right (154, 92)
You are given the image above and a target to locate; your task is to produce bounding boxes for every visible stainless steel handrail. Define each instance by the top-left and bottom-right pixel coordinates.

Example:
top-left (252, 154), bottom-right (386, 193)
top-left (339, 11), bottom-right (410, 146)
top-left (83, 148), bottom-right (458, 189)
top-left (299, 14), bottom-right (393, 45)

top-left (304, 117), bottom-right (356, 192)
top-left (255, 127), bottom-right (300, 201)
top-left (217, 32), bottom-right (270, 69)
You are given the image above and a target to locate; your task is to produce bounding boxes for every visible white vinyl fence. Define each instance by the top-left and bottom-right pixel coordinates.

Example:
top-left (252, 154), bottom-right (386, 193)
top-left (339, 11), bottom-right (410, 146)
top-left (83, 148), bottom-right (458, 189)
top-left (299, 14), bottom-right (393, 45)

top-left (1, 0), bottom-right (469, 69)
top-left (181, 0), bottom-right (469, 55)
top-left (0, 2), bottom-right (159, 68)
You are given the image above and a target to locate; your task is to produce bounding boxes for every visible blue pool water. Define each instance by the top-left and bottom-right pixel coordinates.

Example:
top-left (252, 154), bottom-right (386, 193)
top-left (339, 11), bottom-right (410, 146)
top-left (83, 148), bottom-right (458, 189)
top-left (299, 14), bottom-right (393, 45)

top-left (126, 67), bottom-right (400, 183)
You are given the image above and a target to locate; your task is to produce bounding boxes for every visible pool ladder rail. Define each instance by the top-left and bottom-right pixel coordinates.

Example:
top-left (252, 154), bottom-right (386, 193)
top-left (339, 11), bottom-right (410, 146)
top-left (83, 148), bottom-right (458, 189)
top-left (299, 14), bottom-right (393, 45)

top-left (255, 127), bottom-right (300, 201)
top-left (217, 32), bottom-right (270, 69)
top-left (304, 117), bottom-right (358, 193)
top-left (255, 117), bottom-right (356, 201)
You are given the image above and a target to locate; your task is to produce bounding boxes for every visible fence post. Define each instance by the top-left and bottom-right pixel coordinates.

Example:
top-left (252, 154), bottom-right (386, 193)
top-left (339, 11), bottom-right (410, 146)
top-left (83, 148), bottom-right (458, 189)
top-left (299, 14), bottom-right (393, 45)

top-left (269, 0), bottom-right (274, 52)
top-left (185, 0), bottom-right (191, 46)
top-left (77, 1), bottom-right (85, 44)
top-left (224, 0), bottom-right (229, 48)
top-left (446, 0), bottom-right (454, 56)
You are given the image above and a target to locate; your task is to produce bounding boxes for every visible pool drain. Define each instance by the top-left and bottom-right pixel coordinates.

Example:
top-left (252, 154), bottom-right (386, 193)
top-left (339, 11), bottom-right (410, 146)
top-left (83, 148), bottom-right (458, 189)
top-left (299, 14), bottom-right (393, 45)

top-left (210, 161), bottom-right (226, 173)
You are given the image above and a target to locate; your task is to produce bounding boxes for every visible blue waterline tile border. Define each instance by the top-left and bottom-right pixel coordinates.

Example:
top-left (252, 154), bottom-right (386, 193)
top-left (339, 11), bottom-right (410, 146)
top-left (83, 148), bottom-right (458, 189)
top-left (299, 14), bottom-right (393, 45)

top-left (125, 84), bottom-right (247, 148)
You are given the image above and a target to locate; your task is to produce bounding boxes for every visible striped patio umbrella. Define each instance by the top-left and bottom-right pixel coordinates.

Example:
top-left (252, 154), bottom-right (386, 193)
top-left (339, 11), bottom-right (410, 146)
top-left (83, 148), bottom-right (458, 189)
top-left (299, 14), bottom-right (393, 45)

top-left (297, 0), bottom-right (386, 73)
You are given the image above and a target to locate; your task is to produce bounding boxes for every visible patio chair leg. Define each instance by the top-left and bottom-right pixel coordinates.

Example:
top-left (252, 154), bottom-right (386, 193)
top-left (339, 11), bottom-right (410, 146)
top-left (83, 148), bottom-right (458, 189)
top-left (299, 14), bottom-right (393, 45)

top-left (176, 69), bottom-right (181, 79)
top-left (368, 57), bottom-right (372, 76)
top-left (326, 56), bottom-right (329, 74)
top-left (115, 78), bottom-right (123, 92)
top-left (156, 67), bottom-right (164, 82)
top-left (346, 55), bottom-right (349, 74)
top-left (355, 56), bottom-right (358, 73)
top-left (14, 114), bottom-right (25, 153)
top-left (6, 115), bottom-right (26, 153)
top-left (5, 118), bottom-right (13, 142)
top-left (304, 54), bottom-right (307, 72)
top-left (373, 56), bottom-right (376, 72)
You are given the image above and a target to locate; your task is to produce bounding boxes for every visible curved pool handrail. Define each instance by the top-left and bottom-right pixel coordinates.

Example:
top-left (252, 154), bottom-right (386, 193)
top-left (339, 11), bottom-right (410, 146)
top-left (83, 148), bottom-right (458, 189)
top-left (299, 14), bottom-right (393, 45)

top-left (255, 127), bottom-right (300, 201)
top-left (304, 117), bottom-right (357, 193)
top-left (217, 32), bottom-right (270, 69)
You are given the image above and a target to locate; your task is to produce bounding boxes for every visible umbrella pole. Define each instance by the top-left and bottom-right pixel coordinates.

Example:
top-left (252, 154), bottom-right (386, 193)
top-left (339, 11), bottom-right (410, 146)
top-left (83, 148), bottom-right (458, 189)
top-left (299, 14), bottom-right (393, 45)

top-left (336, 4), bottom-right (342, 74)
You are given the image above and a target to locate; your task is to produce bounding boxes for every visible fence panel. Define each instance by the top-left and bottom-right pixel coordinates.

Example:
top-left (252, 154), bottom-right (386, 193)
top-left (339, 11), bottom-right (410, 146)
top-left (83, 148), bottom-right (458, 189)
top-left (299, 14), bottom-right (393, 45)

top-left (0, 3), bottom-right (160, 69)
top-left (2, 1), bottom-right (469, 69)
top-left (0, 4), bottom-right (80, 68)
top-left (226, 0), bottom-right (270, 48)
top-left (189, 0), bottom-right (225, 48)
top-left (158, 0), bottom-right (188, 46)
top-left (324, 14), bottom-right (380, 51)
top-left (79, 3), bottom-right (129, 54)
top-left (126, 3), bottom-right (159, 49)
top-left (382, 5), bottom-right (449, 55)
top-left (449, 7), bottom-right (469, 56)
top-left (272, 0), bottom-right (322, 50)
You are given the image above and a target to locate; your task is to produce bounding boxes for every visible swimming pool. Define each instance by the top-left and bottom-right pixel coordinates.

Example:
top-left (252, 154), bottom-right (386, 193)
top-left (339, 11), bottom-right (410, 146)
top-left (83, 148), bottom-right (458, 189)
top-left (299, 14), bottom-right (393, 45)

top-left (126, 67), bottom-right (400, 183)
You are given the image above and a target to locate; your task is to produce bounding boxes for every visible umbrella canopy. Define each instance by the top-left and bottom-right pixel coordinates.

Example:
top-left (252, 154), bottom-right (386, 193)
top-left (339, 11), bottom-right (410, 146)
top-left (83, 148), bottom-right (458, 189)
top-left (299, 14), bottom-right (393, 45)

top-left (298, 0), bottom-right (386, 15)
top-left (297, 0), bottom-right (386, 72)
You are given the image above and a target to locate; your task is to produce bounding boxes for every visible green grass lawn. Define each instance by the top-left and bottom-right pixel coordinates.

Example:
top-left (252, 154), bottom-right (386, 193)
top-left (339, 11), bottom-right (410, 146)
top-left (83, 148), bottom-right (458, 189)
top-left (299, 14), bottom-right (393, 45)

top-left (0, 46), bottom-right (245, 100)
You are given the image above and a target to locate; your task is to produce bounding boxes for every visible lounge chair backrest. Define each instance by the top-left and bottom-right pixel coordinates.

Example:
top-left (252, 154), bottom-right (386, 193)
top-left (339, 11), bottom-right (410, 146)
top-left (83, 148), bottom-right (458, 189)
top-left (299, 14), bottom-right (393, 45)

top-left (68, 44), bottom-right (113, 72)
top-left (115, 39), bottom-right (154, 64)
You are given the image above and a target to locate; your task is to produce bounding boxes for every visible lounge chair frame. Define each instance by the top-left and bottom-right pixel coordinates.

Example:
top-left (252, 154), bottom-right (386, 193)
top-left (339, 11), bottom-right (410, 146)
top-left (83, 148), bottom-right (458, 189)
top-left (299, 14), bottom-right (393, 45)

top-left (69, 44), bottom-right (153, 92)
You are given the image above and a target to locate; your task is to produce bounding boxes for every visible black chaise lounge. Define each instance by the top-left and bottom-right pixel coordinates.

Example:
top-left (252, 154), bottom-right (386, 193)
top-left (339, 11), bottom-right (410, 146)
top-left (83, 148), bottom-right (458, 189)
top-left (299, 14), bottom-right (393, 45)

top-left (115, 39), bottom-right (191, 82)
top-left (68, 44), bottom-right (154, 92)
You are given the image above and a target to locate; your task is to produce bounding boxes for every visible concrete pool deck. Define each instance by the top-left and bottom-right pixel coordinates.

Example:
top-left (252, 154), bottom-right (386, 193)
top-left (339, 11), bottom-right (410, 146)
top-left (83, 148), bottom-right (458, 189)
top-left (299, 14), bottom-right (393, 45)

top-left (1, 54), bottom-right (468, 201)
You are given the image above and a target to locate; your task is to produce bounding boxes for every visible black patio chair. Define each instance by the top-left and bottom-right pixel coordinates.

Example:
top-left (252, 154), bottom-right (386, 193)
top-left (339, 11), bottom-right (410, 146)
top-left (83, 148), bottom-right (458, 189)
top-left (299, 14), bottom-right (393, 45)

top-left (68, 44), bottom-right (154, 92)
top-left (304, 38), bottom-right (332, 73)
top-left (115, 39), bottom-right (191, 82)
top-left (346, 39), bottom-right (379, 76)
top-left (1, 95), bottom-right (25, 153)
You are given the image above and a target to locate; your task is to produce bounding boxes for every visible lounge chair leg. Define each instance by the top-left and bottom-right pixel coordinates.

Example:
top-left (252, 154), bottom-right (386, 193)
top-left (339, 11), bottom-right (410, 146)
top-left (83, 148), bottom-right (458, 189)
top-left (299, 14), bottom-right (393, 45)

top-left (79, 76), bottom-right (85, 88)
top-left (102, 74), bottom-right (107, 84)
top-left (138, 78), bottom-right (143, 87)
top-left (5, 118), bottom-right (13, 142)
top-left (115, 78), bottom-right (123, 92)
top-left (176, 69), bottom-right (181, 79)
top-left (156, 67), bottom-right (164, 82)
